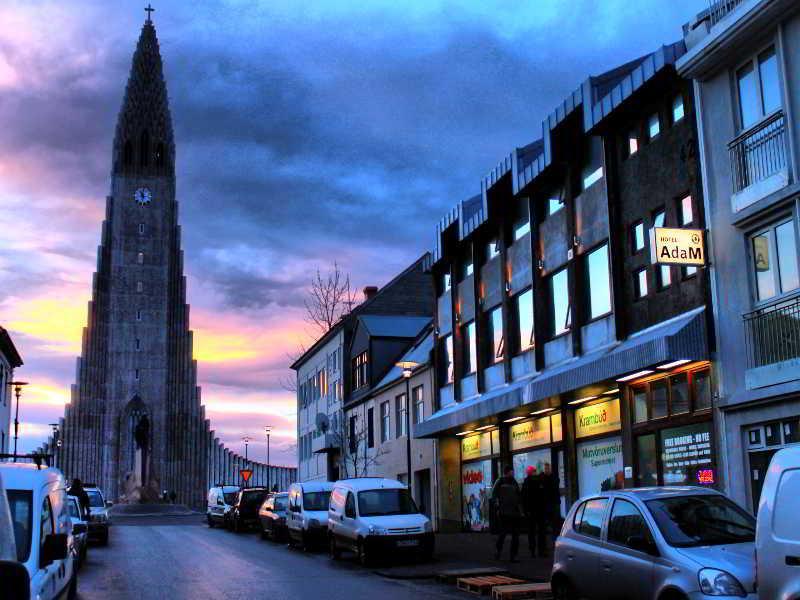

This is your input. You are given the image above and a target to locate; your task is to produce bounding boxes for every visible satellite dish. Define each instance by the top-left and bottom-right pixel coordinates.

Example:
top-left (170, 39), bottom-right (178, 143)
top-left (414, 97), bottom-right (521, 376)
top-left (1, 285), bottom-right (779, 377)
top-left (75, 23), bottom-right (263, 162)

top-left (316, 413), bottom-right (330, 433)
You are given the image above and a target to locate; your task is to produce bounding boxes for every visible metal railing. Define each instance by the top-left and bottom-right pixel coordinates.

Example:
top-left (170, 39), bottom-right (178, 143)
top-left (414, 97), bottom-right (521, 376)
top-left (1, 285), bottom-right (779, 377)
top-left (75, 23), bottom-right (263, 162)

top-left (729, 111), bottom-right (787, 193)
top-left (744, 295), bottom-right (800, 369)
top-left (708, 0), bottom-right (745, 26)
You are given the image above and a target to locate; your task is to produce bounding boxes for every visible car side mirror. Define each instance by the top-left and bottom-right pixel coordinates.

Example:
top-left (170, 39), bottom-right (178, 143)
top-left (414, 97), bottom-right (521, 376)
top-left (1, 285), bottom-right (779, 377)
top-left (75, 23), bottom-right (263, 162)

top-left (0, 560), bottom-right (30, 600)
top-left (106, 501), bottom-right (113, 507)
top-left (217, 498), bottom-right (224, 506)
top-left (626, 534), bottom-right (658, 556)
top-left (41, 533), bottom-right (69, 567)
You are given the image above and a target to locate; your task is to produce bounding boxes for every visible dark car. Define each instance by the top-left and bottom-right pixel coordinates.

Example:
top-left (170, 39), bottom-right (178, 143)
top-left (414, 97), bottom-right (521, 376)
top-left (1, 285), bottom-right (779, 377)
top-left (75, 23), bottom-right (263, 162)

top-left (230, 488), bottom-right (269, 532)
top-left (258, 493), bottom-right (289, 541)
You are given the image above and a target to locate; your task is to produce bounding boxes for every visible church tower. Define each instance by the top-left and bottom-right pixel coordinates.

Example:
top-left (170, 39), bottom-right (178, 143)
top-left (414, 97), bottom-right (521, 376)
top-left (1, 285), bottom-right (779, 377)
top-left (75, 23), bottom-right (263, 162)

top-left (60, 12), bottom-right (208, 507)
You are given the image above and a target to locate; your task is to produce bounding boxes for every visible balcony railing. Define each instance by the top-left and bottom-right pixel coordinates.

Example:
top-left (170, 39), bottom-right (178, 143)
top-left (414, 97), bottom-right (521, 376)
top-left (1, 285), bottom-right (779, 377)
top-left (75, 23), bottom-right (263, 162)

top-left (744, 295), bottom-right (800, 370)
top-left (729, 111), bottom-right (787, 194)
top-left (708, 0), bottom-right (745, 26)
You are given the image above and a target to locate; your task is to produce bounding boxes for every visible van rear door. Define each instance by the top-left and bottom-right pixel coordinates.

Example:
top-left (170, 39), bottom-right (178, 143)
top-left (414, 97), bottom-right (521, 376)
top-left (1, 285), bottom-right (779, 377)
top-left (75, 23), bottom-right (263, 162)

top-left (760, 466), bottom-right (800, 599)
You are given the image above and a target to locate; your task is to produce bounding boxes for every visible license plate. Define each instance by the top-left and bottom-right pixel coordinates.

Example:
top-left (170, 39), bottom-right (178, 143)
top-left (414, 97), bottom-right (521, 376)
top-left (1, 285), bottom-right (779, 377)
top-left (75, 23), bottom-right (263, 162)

top-left (396, 539), bottom-right (419, 547)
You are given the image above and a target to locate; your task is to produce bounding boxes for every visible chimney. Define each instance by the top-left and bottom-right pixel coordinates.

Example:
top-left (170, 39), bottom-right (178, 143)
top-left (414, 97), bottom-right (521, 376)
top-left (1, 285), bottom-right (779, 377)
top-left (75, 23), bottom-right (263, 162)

top-left (363, 286), bottom-right (378, 301)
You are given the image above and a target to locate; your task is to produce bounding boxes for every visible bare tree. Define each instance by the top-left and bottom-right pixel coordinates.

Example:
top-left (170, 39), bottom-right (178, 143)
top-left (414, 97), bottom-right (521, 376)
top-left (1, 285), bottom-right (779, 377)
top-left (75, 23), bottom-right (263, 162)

top-left (327, 409), bottom-right (387, 478)
top-left (304, 262), bottom-right (358, 335)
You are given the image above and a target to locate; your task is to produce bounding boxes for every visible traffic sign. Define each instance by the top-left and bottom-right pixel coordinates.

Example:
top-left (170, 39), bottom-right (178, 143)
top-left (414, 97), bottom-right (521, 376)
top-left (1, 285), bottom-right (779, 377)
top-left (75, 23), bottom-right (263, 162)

top-left (240, 469), bottom-right (252, 483)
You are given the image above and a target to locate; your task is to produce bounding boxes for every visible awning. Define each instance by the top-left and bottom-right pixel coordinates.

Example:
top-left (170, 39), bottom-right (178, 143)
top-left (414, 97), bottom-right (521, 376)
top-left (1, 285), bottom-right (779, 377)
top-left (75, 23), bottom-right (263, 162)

top-left (415, 307), bottom-right (708, 438)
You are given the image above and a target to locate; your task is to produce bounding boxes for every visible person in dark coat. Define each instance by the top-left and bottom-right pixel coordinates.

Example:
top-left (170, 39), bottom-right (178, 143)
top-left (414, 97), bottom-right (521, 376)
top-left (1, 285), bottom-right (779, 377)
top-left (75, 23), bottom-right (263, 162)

top-left (491, 466), bottom-right (523, 562)
top-left (521, 465), bottom-right (547, 557)
top-left (540, 463), bottom-right (562, 549)
top-left (68, 478), bottom-right (90, 518)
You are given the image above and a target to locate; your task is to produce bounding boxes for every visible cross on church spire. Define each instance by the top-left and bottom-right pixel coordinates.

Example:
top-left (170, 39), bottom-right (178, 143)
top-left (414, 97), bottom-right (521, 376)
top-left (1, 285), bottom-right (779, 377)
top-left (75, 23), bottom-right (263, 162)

top-left (145, 4), bottom-right (155, 22)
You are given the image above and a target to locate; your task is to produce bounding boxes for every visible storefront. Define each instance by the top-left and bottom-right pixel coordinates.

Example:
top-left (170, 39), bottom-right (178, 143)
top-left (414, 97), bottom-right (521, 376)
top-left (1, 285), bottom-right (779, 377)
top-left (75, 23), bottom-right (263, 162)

top-left (459, 429), bottom-right (499, 531)
top-left (573, 398), bottom-right (625, 496)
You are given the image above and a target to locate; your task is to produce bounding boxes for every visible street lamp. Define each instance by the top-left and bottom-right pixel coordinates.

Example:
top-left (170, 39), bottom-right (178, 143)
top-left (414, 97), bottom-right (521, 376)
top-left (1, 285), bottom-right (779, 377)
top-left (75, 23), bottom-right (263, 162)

top-left (241, 436), bottom-right (251, 462)
top-left (264, 426), bottom-right (273, 491)
top-left (7, 380), bottom-right (28, 460)
top-left (395, 360), bottom-right (420, 503)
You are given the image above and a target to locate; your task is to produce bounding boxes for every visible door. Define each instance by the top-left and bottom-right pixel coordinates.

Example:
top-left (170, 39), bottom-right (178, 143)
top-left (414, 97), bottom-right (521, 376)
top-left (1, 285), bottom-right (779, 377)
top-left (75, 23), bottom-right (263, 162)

top-left (340, 492), bottom-right (359, 550)
top-left (569, 498), bottom-right (610, 599)
top-left (600, 499), bottom-right (655, 600)
top-left (30, 494), bottom-right (57, 600)
top-left (415, 470), bottom-right (432, 518)
top-left (750, 450), bottom-right (777, 510)
top-left (287, 489), bottom-right (302, 541)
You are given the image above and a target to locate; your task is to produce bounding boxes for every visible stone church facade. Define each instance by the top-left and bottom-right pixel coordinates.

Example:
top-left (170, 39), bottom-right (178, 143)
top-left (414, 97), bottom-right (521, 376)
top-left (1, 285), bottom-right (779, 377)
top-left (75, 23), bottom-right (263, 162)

top-left (53, 16), bottom-right (295, 508)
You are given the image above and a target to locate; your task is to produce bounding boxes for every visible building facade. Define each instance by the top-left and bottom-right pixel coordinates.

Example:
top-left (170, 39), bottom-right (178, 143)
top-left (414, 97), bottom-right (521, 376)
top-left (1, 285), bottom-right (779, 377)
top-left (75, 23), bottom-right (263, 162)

top-left (677, 0), bottom-right (800, 510)
top-left (418, 43), bottom-right (717, 531)
top-left (0, 327), bottom-right (23, 455)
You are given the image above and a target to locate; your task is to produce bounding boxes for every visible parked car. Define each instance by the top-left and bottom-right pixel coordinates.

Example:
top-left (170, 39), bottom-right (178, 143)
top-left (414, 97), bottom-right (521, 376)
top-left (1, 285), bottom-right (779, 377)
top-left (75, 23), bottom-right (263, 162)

top-left (287, 481), bottom-right (334, 550)
top-left (327, 478), bottom-right (434, 565)
top-left (66, 495), bottom-right (88, 568)
top-left (1, 461), bottom-right (78, 599)
top-left (83, 484), bottom-right (111, 545)
top-left (258, 492), bottom-right (289, 541)
top-left (551, 487), bottom-right (756, 600)
top-left (756, 447), bottom-right (800, 600)
top-left (206, 485), bottom-right (240, 528)
top-left (230, 487), bottom-right (269, 532)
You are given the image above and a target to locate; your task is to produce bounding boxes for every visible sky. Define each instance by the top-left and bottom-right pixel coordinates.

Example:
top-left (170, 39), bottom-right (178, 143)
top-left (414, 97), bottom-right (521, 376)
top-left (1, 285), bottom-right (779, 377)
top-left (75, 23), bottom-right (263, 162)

top-left (0, 0), bottom-right (706, 466)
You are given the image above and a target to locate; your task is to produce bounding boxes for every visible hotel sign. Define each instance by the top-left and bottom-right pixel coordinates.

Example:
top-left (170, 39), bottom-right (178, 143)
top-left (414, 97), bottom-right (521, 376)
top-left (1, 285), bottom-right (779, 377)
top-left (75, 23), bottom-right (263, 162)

top-left (650, 227), bottom-right (705, 266)
top-left (575, 398), bottom-right (621, 439)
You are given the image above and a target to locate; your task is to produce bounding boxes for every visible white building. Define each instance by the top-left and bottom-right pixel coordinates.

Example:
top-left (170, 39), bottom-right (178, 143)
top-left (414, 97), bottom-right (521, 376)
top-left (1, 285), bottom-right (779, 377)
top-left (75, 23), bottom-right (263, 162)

top-left (0, 326), bottom-right (24, 455)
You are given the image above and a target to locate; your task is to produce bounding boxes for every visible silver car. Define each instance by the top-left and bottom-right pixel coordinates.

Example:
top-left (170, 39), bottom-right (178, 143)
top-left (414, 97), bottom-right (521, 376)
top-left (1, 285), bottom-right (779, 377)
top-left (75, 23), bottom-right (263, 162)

top-left (551, 487), bottom-right (756, 600)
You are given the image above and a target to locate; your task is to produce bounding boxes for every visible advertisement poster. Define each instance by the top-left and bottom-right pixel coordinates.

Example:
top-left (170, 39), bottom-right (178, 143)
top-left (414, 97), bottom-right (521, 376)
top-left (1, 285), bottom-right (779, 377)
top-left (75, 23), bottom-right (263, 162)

top-left (462, 460), bottom-right (491, 531)
top-left (575, 399), bottom-right (621, 438)
top-left (661, 422), bottom-right (713, 485)
top-left (512, 448), bottom-right (551, 484)
top-left (509, 417), bottom-right (551, 451)
top-left (577, 436), bottom-right (624, 495)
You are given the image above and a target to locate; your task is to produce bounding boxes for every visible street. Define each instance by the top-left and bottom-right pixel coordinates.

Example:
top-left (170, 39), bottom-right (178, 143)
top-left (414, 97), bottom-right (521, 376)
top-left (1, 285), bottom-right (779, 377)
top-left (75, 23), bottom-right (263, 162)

top-left (76, 516), bottom-right (464, 600)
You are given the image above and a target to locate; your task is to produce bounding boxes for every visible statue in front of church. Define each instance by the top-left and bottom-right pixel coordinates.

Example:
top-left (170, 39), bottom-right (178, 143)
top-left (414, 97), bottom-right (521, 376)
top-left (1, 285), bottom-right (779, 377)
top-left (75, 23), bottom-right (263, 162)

top-left (133, 414), bottom-right (149, 488)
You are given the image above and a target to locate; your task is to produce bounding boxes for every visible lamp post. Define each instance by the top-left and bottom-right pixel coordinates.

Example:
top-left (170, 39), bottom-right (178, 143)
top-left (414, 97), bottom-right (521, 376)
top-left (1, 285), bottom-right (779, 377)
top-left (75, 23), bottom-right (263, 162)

top-left (7, 380), bottom-right (28, 460)
top-left (264, 426), bottom-right (273, 491)
top-left (396, 361), bottom-right (419, 502)
top-left (48, 423), bottom-right (60, 468)
top-left (242, 436), bottom-right (251, 462)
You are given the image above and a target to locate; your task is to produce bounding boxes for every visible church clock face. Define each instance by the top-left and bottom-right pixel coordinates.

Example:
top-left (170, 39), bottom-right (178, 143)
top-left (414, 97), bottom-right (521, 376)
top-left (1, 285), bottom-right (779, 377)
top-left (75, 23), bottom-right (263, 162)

top-left (134, 187), bottom-right (152, 206)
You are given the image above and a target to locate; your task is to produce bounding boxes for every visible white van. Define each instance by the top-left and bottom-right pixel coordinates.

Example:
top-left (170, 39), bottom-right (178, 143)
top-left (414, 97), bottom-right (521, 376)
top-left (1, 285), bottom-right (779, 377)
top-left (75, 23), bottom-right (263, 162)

top-left (287, 481), bottom-right (333, 550)
top-left (756, 446), bottom-right (800, 600)
top-left (206, 485), bottom-right (240, 528)
top-left (1, 461), bottom-right (77, 599)
top-left (327, 478), bottom-right (433, 565)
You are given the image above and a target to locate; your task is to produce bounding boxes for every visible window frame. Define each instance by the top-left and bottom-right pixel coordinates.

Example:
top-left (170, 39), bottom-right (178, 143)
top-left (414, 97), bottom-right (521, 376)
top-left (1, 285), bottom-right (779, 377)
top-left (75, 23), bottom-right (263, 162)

top-left (647, 112), bottom-right (661, 141)
top-left (672, 94), bottom-right (685, 124)
top-left (631, 221), bottom-right (645, 254)
top-left (548, 267), bottom-right (572, 338)
top-left (653, 208), bottom-right (672, 290)
top-left (514, 287), bottom-right (535, 355)
top-left (748, 215), bottom-right (800, 305)
top-left (585, 242), bottom-right (613, 322)
top-left (462, 321), bottom-right (477, 375)
top-left (634, 267), bottom-right (649, 300)
top-left (486, 305), bottom-right (505, 364)
top-left (412, 385), bottom-right (425, 424)
top-left (380, 401), bottom-right (390, 443)
top-left (395, 393), bottom-right (408, 438)
top-left (367, 407), bottom-right (375, 448)
top-left (735, 43), bottom-right (783, 132)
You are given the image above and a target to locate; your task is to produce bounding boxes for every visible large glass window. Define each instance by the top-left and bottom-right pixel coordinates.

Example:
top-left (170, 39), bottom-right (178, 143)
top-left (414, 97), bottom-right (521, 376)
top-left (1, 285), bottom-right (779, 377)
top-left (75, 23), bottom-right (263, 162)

top-left (463, 321), bottom-right (477, 374)
top-left (738, 46), bottom-right (782, 129)
top-left (661, 422), bottom-right (713, 485)
top-left (633, 387), bottom-right (648, 423)
top-left (651, 379), bottom-right (668, 419)
top-left (574, 498), bottom-right (608, 538)
top-left (487, 307), bottom-right (504, 363)
top-left (515, 288), bottom-right (534, 353)
top-left (751, 218), bottom-right (800, 301)
top-left (670, 373), bottom-right (690, 415)
top-left (694, 370), bottom-right (712, 411)
top-left (550, 268), bottom-right (571, 336)
top-left (582, 137), bottom-right (604, 190)
top-left (587, 244), bottom-right (612, 319)
top-left (352, 351), bottom-right (368, 389)
top-left (441, 334), bottom-right (454, 384)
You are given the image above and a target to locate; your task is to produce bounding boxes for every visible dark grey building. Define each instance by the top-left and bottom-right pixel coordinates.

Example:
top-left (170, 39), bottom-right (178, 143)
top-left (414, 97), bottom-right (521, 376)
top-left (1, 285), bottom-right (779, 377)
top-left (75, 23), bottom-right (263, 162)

top-left (678, 0), bottom-right (800, 510)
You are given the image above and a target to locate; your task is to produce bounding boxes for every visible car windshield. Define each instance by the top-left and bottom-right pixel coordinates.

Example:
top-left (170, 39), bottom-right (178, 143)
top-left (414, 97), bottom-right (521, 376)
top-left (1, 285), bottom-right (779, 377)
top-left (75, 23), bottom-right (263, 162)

top-left (646, 494), bottom-right (755, 548)
top-left (223, 492), bottom-right (237, 505)
top-left (7, 490), bottom-right (33, 563)
top-left (358, 489), bottom-right (419, 517)
top-left (242, 491), bottom-right (267, 508)
top-left (303, 491), bottom-right (331, 511)
top-left (87, 490), bottom-right (105, 508)
top-left (274, 496), bottom-right (288, 511)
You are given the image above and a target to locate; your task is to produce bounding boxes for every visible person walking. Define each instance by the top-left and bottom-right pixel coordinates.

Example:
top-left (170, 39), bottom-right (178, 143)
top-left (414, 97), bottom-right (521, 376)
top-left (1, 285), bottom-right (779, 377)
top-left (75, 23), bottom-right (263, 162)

top-left (491, 465), bottom-right (523, 562)
top-left (68, 478), bottom-right (90, 518)
top-left (521, 465), bottom-right (547, 557)
top-left (540, 463), bottom-right (561, 554)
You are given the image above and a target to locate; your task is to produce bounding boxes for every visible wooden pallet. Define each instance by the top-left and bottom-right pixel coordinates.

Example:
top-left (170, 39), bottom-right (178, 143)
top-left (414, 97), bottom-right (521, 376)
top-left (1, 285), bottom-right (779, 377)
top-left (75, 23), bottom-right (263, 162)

top-left (491, 582), bottom-right (552, 599)
top-left (457, 575), bottom-right (527, 595)
top-left (436, 567), bottom-right (509, 583)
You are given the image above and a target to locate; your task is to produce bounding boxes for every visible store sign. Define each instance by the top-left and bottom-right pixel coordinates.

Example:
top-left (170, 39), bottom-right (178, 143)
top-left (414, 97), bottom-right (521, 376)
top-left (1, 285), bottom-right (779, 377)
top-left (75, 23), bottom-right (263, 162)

top-left (696, 468), bottom-right (715, 485)
top-left (575, 399), bottom-right (621, 439)
top-left (650, 227), bottom-right (705, 266)
top-left (661, 422), bottom-right (713, 485)
top-left (509, 417), bottom-right (551, 451)
top-left (461, 431), bottom-right (492, 460)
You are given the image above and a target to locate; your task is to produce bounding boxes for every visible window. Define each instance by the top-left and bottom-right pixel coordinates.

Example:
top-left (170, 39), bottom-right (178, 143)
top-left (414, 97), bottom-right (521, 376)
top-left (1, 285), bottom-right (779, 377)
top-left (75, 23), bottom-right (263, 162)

top-left (694, 370), bottom-right (712, 411)
top-left (136, 281), bottom-right (143, 293)
top-left (7, 490), bottom-right (32, 563)
top-left (352, 351), bottom-right (369, 389)
top-left (608, 499), bottom-right (652, 549)
top-left (462, 252), bottom-right (474, 279)
top-left (672, 95), bottom-right (685, 123)
top-left (548, 188), bottom-right (565, 216)
top-left (396, 393), bottom-right (407, 437)
top-left (549, 268), bottom-right (571, 336)
top-left (680, 196), bottom-right (693, 225)
top-left (654, 210), bottom-right (671, 288)
top-left (135, 339), bottom-right (141, 351)
top-left (442, 272), bottom-right (451, 292)
top-left (345, 492), bottom-right (356, 518)
top-left (39, 496), bottom-right (54, 568)
top-left (670, 373), bottom-right (690, 414)
top-left (137, 252), bottom-right (144, 264)
top-left (633, 386), bottom-right (648, 423)
top-left (574, 498), bottom-right (607, 538)
top-left (513, 201), bottom-right (531, 240)
top-left (136, 309), bottom-right (142, 321)
top-left (138, 223), bottom-right (145, 234)
top-left (632, 221), bottom-right (645, 252)
top-left (582, 136), bottom-right (604, 190)
top-left (751, 219), bottom-right (799, 301)
top-left (635, 268), bottom-right (651, 297)
top-left (348, 415), bottom-right (357, 454)
top-left (587, 244), bottom-right (612, 319)
top-left (738, 46), bottom-right (781, 129)
top-left (515, 288), bottom-right (534, 353)
top-left (651, 379), bottom-right (668, 419)
top-left (648, 113), bottom-right (661, 140)
top-left (413, 385), bottom-right (424, 424)
top-left (636, 434), bottom-right (658, 487)
top-left (628, 129), bottom-right (639, 157)
top-left (487, 306), bottom-right (504, 363)
top-left (487, 239), bottom-right (500, 261)
top-left (646, 495), bottom-right (754, 548)
top-left (380, 401), bottom-right (390, 442)
top-left (463, 321), bottom-right (477, 374)
top-left (441, 334), bottom-right (454, 384)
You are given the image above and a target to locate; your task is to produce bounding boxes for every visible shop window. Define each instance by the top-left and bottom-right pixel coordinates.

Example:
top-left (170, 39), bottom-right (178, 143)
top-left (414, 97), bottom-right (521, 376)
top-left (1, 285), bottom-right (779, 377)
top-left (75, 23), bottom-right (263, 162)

top-left (462, 459), bottom-right (492, 531)
top-left (513, 201), bottom-right (531, 241)
top-left (636, 434), bottom-right (658, 487)
top-left (634, 268), bottom-right (648, 299)
top-left (661, 422), bottom-right (713, 485)
top-left (651, 379), bottom-right (668, 419)
top-left (632, 387), bottom-right (648, 424)
top-left (694, 370), bottom-right (712, 411)
top-left (487, 307), bottom-right (504, 364)
top-left (750, 219), bottom-right (800, 301)
top-left (631, 221), bottom-right (645, 253)
top-left (672, 95), bottom-right (685, 123)
top-left (654, 210), bottom-right (671, 288)
top-left (462, 321), bottom-right (477, 374)
top-left (737, 46), bottom-right (781, 130)
top-left (515, 288), bottom-right (534, 353)
top-left (487, 238), bottom-right (500, 261)
top-left (608, 499), bottom-right (651, 548)
top-left (549, 268), bottom-right (571, 336)
top-left (440, 334), bottom-right (454, 384)
top-left (574, 498), bottom-right (608, 538)
top-left (670, 373), bottom-right (690, 415)
top-left (582, 136), bottom-right (604, 190)
top-left (586, 244), bottom-right (612, 319)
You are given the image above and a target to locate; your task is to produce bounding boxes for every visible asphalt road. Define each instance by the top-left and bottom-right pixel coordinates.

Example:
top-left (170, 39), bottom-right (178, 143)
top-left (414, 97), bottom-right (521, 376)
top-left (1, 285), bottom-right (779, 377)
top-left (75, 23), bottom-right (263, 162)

top-left (76, 515), bottom-right (465, 600)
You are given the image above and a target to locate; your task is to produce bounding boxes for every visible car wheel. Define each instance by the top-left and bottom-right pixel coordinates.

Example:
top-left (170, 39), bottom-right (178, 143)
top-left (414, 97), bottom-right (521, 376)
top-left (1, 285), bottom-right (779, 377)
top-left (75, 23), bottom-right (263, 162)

top-left (207, 515), bottom-right (215, 528)
top-left (659, 592), bottom-right (689, 600)
top-left (329, 535), bottom-right (341, 560)
top-left (357, 539), bottom-right (371, 567)
top-left (551, 575), bottom-right (577, 600)
top-left (99, 530), bottom-right (109, 546)
top-left (80, 545), bottom-right (87, 565)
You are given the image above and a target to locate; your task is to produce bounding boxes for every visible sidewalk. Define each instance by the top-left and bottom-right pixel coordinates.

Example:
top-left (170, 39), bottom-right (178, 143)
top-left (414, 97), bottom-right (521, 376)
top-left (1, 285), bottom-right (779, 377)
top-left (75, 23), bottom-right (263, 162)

top-left (374, 532), bottom-right (554, 581)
